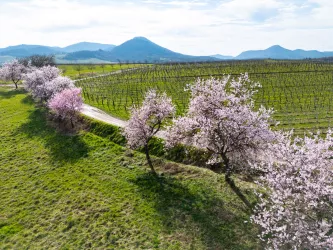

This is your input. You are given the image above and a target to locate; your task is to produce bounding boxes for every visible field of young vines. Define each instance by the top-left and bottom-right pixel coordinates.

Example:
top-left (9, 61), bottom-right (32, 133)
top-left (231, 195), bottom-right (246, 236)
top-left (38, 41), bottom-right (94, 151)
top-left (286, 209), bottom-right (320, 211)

top-left (75, 60), bottom-right (333, 135)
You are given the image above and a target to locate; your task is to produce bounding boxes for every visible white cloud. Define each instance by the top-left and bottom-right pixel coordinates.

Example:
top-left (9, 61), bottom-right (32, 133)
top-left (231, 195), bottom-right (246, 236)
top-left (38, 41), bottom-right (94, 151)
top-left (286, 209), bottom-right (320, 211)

top-left (0, 0), bottom-right (332, 56)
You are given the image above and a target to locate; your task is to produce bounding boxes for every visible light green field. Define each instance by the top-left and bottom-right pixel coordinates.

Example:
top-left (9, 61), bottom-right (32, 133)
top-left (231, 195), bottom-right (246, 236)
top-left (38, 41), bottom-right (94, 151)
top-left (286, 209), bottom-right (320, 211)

top-left (0, 87), bottom-right (260, 249)
top-left (58, 64), bottom-right (148, 80)
top-left (75, 60), bottom-right (333, 135)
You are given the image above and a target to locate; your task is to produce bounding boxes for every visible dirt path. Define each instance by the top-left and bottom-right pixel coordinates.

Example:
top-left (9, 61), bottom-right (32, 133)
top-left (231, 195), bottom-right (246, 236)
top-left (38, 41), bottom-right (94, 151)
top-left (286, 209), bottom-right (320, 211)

top-left (0, 84), bottom-right (17, 87)
top-left (81, 104), bottom-right (167, 139)
top-left (81, 104), bottom-right (127, 127)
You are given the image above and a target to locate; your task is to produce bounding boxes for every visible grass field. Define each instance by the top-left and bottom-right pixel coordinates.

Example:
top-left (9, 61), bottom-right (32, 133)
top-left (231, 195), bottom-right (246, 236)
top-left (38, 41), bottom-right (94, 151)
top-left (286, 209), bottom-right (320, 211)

top-left (0, 87), bottom-right (260, 249)
top-left (75, 60), bottom-right (333, 135)
top-left (58, 63), bottom-right (147, 80)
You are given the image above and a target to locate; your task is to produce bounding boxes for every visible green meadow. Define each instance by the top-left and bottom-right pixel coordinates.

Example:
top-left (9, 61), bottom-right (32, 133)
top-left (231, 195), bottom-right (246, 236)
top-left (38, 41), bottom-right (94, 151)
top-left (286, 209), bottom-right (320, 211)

top-left (0, 87), bottom-right (260, 249)
top-left (58, 64), bottom-right (147, 80)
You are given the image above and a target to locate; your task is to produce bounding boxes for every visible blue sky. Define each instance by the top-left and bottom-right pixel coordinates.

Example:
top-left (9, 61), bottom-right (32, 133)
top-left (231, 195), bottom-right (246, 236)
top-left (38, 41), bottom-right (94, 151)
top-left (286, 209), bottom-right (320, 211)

top-left (0, 0), bottom-right (332, 56)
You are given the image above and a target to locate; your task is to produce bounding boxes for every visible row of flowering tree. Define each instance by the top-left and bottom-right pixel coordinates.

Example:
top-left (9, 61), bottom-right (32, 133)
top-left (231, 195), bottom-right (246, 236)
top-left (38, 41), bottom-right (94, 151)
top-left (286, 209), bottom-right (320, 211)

top-left (24, 65), bottom-right (83, 128)
top-left (123, 74), bottom-right (333, 249)
top-left (0, 59), bottom-right (83, 128)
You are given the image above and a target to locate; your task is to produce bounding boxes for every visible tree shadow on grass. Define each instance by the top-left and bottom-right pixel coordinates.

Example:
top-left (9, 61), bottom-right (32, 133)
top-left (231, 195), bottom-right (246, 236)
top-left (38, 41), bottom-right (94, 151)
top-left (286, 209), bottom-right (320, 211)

top-left (14, 107), bottom-right (89, 164)
top-left (20, 94), bottom-right (35, 105)
top-left (131, 173), bottom-right (259, 249)
top-left (0, 88), bottom-right (26, 99)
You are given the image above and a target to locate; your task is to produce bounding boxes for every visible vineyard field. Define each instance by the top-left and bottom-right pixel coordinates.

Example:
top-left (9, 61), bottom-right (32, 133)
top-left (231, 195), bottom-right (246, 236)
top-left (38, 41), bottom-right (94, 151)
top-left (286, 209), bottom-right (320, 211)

top-left (75, 60), bottom-right (333, 135)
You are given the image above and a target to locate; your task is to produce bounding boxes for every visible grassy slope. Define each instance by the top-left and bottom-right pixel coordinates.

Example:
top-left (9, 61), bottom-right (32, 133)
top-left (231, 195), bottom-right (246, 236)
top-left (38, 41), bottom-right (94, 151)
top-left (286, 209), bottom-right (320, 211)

top-left (0, 87), bottom-right (260, 249)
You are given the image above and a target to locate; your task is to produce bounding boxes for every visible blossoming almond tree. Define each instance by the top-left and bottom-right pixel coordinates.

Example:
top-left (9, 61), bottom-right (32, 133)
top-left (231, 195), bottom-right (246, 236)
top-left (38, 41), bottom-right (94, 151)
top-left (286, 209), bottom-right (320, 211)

top-left (45, 76), bottom-right (75, 99)
top-left (48, 88), bottom-right (83, 128)
top-left (251, 131), bottom-right (333, 249)
top-left (123, 89), bottom-right (175, 175)
top-left (24, 65), bottom-right (61, 101)
top-left (166, 75), bottom-right (278, 209)
top-left (0, 60), bottom-right (27, 89)
top-left (24, 66), bottom-right (74, 102)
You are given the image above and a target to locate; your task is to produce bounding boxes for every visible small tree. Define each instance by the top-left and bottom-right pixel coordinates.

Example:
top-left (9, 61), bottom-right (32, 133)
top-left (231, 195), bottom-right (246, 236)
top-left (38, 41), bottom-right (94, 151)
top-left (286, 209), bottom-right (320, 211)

top-left (87, 64), bottom-right (95, 76)
top-left (166, 75), bottom-right (278, 209)
top-left (251, 131), bottom-right (333, 249)
top-left (117, 59), bottom-right (122, 72)
top-left (48, 88), bottom-right (83, 128)
top-left (0, 60), bottom-right (27, 89)
top-left (73, 64), bottom-right (82, 76)
top-left (19, 55), bottom-right (55, 68)
top-left (100, 64), bottom-right (105, 73)
top-left (123, 89), bottom-right (175, 175)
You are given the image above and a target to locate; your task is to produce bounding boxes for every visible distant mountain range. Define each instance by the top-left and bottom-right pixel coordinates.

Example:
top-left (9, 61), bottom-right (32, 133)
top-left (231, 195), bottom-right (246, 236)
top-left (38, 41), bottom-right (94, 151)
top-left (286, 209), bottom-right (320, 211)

top-left (0, 42), bottom-right (116, 58)
top-left (233, 45), bottom-right (333, 60)
top-left (209, 45), bottom-right (333, 60)
top-left (63, 37), bottom-right (216, 62)
top-left (1, 38), bottom-right (333, 64)
top-left (61, 42), bottom-right (116, 53)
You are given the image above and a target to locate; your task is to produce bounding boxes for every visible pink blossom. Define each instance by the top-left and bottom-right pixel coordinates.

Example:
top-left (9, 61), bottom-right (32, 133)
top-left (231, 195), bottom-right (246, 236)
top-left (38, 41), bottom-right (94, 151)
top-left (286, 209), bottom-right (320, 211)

top-left (23, 66), bottom-right (72, 101)
top-left (48, 88), bottom-right (83, 128)
top-left (0, 60), bottom-right (27, 89)
top-left (166, 75), bottom-right (279, 208)
top-left (45, 76), bottom-right (75, 98)
top-left (252, 131), bottom-right (333, 249)
top-left (123, 89), bottom-right (175, 174)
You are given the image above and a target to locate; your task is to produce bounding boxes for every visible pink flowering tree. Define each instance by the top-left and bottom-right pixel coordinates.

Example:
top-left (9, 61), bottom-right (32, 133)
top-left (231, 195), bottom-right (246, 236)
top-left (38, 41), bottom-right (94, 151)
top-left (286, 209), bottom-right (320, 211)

top-left (45, 76), bottom-right (75, 99)
top-left (123, 89), bottom-right (175, 175)
top-left (48, 88), bottom-right (83, 128)
top-left (24, 66), bottom-right (74, 102)
top-left (251, 131), bottom-right (333, 249)
top-left (0, 60), bottom-right (27, 89)
top-left (24, 66), bottom-right (61, 101)
top-left (166, 75), bottom-right (278, 209)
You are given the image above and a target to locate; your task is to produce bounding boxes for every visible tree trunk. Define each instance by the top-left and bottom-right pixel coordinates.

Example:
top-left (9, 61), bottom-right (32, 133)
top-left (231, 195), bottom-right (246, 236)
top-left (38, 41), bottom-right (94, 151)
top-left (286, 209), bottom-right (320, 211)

top-left (70, 117), bottom-right (74, 129)
top-left (222, 154), bottom-right (252, 210)
top-left (144, 144), bottom-right (156, 175)
top-left (13, 80), bottom-right (18, 89)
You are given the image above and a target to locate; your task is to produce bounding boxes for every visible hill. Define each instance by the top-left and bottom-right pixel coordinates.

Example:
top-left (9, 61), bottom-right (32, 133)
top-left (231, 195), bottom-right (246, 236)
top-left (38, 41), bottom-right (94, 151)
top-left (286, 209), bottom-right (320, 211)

top-left (61, 42), bottom-right (115, 53)
top-left (64, 37), bottom-right (218, 62)
top-left (0, 42), bottom-right (116, 58)
top-left (210, 54), bottom-right (234, 60)
top-left (0, 87), bottom-right (259, 249)
top-left (236, 45), bottom-right (333, 59)
top-left (0, 45), bottom-right (60, 58)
